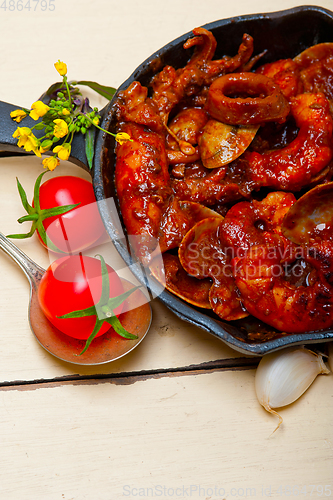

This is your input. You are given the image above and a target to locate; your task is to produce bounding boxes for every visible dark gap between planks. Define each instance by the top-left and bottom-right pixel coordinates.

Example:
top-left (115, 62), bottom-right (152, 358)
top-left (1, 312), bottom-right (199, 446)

top-left (0, 357), bottom-right (260, 391)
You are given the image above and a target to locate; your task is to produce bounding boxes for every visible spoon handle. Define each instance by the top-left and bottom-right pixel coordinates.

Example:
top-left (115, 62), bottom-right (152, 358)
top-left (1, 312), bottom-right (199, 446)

top-left (0, 233), bottom-right (45, 286)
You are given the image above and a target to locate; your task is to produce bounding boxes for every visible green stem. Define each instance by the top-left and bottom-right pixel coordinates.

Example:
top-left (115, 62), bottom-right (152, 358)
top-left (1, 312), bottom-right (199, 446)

top-left (63, 76), bottom-right (72, 108)
top-left (82, 113), bottom-right (117, 138)
top-left (57, 255), bottom-right (139, 354)
top-left (17, 214), bottom-right (39, 223)
top-left (62, 130), bottom-right (71, 144)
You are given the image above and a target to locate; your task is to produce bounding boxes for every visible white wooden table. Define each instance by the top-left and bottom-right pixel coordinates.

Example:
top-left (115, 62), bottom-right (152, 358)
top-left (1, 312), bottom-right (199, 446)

top-left (0, 1), bottom-right (332, 499)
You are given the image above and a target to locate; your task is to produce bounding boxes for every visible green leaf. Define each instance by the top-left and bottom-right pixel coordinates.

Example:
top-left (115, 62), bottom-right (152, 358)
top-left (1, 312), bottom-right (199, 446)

top-left (106, 315), bottom-right (138, 340)
top-left (55, 254), bottom-right (139, 354)
top-left (17, 214), bottom-right (39, 223)
top-left (34, 122), bottom-right (46, 131)
top-left (16, 177), bottom-right (32, 213)
top-left (9, 172), bottom-right (81, 253)
top-left (78, 319), bottom-right (105, 356)
top-left (76, 81), bottom-right (116, 100)
top-left (58, 305), bottom-right (97, 320)
top-left (41, 203), bottom-right (80, 220)
top-left (85, 126), bottom-right (95, 170)
top-left (97, 254), bottom-right (111, 306)
top-left (33, 171), bottom-right (48, 208)
top-left (107, 286), bottom-right (141, 311)
top-left (6, 226), bottom-right (36, 239)
top-left (36, 220), bottom-right (64, 254)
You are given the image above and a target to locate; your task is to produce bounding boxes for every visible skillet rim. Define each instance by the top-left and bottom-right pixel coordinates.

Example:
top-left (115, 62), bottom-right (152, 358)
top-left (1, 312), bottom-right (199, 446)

top-left (93, 5), bottom-right (333, 356)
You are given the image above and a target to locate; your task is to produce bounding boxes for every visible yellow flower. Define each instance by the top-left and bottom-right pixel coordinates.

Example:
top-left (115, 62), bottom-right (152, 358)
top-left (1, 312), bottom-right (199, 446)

top-left (12, 127), bottom-right (40, 157)
top-left (53, 119), bottom-right (68, 138)
top-left (54, 60), bottom-right (67, 76)
top-left (29, 101), bottom-right (50, 121)
top-left (53, 143), bottom-right (71, 161)
top-left (12, 127), bottom-right (31, 148)
top-left (115, 132), bottom-right (132, 145)
top-left (13, 127), bottom-right (41, 157)
top-left (42, 156), bottom-right (60, 171)
top-left (10, 109), bottom-right (27, 123)
top-left (62, 108), bottom-right (70, 116)
top-left (24, 134), bottom-right (41, 157)
top-left (92, 116), bottom-right (100, 126)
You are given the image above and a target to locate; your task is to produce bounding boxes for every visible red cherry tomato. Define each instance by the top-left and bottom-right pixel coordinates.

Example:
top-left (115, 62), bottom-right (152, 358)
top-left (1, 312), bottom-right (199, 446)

top-left (35, 176), bottom-right (106, 253)
top-left (38, 255), bottom-right (124, 340)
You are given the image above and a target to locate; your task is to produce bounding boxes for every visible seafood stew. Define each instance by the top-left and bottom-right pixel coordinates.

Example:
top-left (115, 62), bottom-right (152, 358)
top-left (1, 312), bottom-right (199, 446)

top-left (94, 6), bottom-right (333, 355)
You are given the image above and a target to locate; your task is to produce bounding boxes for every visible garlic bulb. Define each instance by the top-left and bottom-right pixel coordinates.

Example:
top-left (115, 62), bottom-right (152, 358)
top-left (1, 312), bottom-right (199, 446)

top-left (328, 343), bottom-right (333, 372)
top-left (255, 347), bottom-right (330, 432)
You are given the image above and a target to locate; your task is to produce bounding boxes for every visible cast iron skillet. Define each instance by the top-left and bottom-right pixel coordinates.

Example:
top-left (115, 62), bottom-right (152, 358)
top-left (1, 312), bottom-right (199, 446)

top-left (1, 5), bottom-right (333, 355)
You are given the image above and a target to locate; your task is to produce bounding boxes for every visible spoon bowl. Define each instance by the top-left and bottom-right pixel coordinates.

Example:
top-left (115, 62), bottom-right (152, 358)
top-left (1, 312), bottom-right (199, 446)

top-left (0, 233), bottom-right (152, 365)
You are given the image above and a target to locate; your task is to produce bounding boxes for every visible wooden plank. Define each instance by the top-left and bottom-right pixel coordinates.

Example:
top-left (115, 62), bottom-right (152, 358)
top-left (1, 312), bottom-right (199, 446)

top-left (0, 368), bottom-right (332, 500)
top-left (0, 2), bottom-right (332, 499)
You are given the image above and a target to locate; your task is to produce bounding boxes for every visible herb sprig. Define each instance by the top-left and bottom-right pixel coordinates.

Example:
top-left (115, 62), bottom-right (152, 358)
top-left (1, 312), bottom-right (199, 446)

top-left (10, 60), bottom-right (132, 170)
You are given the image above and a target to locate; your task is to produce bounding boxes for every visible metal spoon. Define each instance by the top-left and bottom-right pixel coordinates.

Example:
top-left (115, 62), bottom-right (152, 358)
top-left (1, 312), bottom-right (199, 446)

top-left (0, 232), bottom-right (152, 365)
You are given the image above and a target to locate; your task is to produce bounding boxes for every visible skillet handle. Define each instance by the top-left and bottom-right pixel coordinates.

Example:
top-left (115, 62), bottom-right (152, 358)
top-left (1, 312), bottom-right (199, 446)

top-left (0, 100), bottom-right (90, 173)
top-left (0, 100), bottom-right (27, 155)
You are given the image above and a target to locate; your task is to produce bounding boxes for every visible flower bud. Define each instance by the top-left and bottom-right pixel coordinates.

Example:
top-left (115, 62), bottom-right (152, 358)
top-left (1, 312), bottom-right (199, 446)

top-left (54, 61), bottom-right (67, 76)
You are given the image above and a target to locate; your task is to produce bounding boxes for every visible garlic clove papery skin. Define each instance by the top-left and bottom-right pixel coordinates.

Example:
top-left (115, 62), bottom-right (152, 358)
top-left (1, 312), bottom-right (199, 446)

top-left (328, 343), bottom-right (333, 372)
top-left (255, 347), bottom-right (330, 431)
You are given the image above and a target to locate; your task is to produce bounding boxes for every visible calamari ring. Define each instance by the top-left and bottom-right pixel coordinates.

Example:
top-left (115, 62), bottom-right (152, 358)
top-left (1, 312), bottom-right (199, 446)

top-left (205, 72), bottom-right (290, 125)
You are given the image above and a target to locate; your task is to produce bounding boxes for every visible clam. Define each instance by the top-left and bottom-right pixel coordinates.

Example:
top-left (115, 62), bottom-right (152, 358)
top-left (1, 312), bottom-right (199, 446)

top-left (179, 216), bottom-right (248, 320)
top-left (294, 42), bottom-right (333, 67)
top-left (198, 119), bottom-right (259, 169)
top-left (150, 252), bottom-right (212, 309)
top-left (159, 199), bottom-right (223, 253)
top-left (294, 42), bottom-right (333, 109)
top-left (281, 182), bottom-right (333, 244)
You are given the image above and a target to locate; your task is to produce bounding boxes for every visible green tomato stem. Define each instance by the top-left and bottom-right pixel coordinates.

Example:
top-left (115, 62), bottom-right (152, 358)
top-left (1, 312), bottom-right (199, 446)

top-left (57, 255), bottom-right (139, 355)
